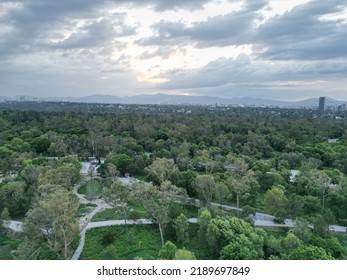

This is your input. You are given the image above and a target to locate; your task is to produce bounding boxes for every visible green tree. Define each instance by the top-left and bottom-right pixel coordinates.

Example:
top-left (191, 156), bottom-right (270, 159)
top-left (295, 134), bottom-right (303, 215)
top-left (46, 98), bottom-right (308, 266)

top-left (264, 186), bottom-right (287, 222)
top-left (24, 187), bottom-right (79, 260)
top-left (103, 180), bottom-right (131, 232)
top-left (292, 218), bottom-right (312, 244)
top-left (281, 233), bottom-right (303, 254)
top-left (220, 234), bottom-right (259, 260)
top-left (132, 181), bottom-right (185, 246)
top-left (145, 158), bottom-right (178, 184)
top-left (0, 181), bottom-right (28, 217)
top-left (174, 170), bottom-right (197, 196)
top-left (15, 237), bottom-right (41, 260)
top-left (31, 137), bottom-right (51, 154)
top-left (198, 208), bottom-right (212, 242)
top-left (310, 236), bottom-right (343, 259)
top-left (174, 249), bottom-right (196, 260)
top-left (287, 245), bottom-right (334, 260)
top-left (159, 241), bottom-right (177, 260)
top-left (207, 216), bottom-right (266, 259)
top-left (227, 170), bottom-right (257, 214)
top-left (106, 163), bottom-right (119, 183)
top-left (173, 213), bottom-right (189, 246)
top-left (0, 207), bottom-right (11, 229)
top-left (192, 175), bottom-right (218, 208)
top-left (39, 163), bottom-right (81, 190)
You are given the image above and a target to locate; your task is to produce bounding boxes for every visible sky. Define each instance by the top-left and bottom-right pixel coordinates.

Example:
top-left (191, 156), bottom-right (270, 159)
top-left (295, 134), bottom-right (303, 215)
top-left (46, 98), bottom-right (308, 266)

top-left (0, 0), bottom-right (346, 101)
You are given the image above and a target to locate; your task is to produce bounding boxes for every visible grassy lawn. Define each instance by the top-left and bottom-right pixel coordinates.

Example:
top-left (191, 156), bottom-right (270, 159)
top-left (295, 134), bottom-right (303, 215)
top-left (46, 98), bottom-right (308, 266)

top-left (91, 203), bottom-right (149, 222)
top-left (80, 223), bottom-right (213, 260)
top-left (77, 203), bottom-right (97, 218)
top-left (78, 179), bottom-right (103, 195)
top-left (80, 224), bottom-right (162, 260)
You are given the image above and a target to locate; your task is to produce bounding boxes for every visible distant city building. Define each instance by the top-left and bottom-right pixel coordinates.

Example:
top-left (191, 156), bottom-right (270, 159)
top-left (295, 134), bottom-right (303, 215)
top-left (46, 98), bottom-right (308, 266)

top-left (337, 103), bottom-right (347, 111)
top-left (318, 97), bottom-right (326, 111)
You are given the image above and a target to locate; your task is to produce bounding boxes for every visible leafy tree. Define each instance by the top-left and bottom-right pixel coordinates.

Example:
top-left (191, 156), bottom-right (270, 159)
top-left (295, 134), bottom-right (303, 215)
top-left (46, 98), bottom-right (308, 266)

top-left (15, 237), bottom-right (41, 260)
top-left (19, 164), bottom-right (43, 190)
top-left (31, 137), bottom-right (51, 154)
top-left (159, 241), bottom-right (177, 260)
top-left (132, 181), bottom-right (185, 246)
top-left (0, 181), bottom-right (28, 217)
top-left (145, 158), bottom-right (178, 184)
top-left (220, 234), bottom-right (259, 260)
top-left (264, 186), bottom-right (287, 222)
top-left (292, 218), bottom-right (312, 244)
top-left (105, 163), bottom-right (119, 183)
top-left (281, 233), bottom-right (303, 254)
top-left (39, 163), bottom-right (81, 190)
top-left (0, 147), bottom-right (12, 158)
top-left (265, 236), bottom-right (282, 258)
top-left (207, 216), bottom-right (266, 259)
top-left (300, 195), bottom-right (321, 216)
top-left (192, 175), bottom-right (218, 208)
top-left (0, 207), bottom-right (10, 229)
top-left (287, 245), bottom-right (334, 260)
top-left (310, 236), bottom-right (343, 259)
top-left (224, 154), bottom-right (248, 176)
top-left (103, 180), bottom-right (131, 232)
top-left (173, 213), bottom-right (189, 246)
top-left (174, 249), bottom-right (196, 260)
top-left (174, 170), bottom-right (197, 196)
top-left (24, 187), bottom-right (79, 260)
top-left (227, 170), bottom-right (258, 213)
top-left (198, 208), bottom-right (212, 242)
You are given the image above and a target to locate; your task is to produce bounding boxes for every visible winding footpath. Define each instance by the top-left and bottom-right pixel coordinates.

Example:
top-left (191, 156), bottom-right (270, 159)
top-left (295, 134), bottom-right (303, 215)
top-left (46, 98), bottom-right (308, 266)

top-left (3, 173), bottom-right (347, 260)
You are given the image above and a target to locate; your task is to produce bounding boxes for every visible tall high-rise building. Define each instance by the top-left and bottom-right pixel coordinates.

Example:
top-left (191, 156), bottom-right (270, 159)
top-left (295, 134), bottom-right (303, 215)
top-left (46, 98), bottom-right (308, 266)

top-left (319, 97), bottom-right (326, 111)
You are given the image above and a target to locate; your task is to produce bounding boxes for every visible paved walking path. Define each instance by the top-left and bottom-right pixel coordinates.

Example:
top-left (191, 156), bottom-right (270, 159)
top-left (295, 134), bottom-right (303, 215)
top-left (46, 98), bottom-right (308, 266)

top-left (71, 218), bottom-right (198, 260)
top-left (4, 170), bottom-right (346, 259)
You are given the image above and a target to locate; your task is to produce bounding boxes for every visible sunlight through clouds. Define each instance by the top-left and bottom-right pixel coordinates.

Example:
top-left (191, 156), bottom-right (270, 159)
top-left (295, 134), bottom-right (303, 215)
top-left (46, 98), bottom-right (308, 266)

top-left (0, 0), bottom-right (346, 100)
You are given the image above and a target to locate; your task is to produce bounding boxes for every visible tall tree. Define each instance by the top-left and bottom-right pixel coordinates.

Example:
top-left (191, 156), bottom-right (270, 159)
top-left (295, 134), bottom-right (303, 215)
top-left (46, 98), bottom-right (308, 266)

top-left (173, 213), bottom-right (189, 246)
top-left (145, 158), bottom-right (178, 184)
top-left (24, 187), bottom-right (79, 260)
top-left (0, 181), bottom-right (28, 217)
top-left (264, 186), bottom-right (288, 222)
top-left (227, 170), bottom-right (257, 214)
top-left (132, 181), bottom-right (184, 246)
top-left (192, 174), bottom-right (218, 208)
top-left (207, 216), bottom-right (266, 259)
top-left (103, 180), bottom-right (132, 232)
top-left (198, 208), bottom-right (212, 242)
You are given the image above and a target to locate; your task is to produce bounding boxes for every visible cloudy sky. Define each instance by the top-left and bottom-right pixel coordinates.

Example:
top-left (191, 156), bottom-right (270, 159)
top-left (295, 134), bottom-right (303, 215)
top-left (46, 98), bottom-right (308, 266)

top-left (0, 0), bottom-right (346, 100)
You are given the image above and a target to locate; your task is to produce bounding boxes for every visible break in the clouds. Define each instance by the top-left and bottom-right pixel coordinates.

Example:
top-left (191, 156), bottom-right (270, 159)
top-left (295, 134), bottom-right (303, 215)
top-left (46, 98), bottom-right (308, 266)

top-left (0, 0), bottom-right (346, 100)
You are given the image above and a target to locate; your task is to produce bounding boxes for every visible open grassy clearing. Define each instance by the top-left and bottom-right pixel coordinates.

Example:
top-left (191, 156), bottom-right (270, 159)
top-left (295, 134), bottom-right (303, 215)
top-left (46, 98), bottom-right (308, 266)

top-left (77, 203), bottom-right (97, 218)
top-left (77, 179), bottom-right (103, 195)
top-left (80, 224), bottom-right (162, 260)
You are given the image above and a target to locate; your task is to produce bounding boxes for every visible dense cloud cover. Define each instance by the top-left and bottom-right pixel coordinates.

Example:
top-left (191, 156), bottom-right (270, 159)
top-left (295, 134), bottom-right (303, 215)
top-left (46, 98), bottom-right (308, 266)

top-left (0, 0), bottom-right (346, 100)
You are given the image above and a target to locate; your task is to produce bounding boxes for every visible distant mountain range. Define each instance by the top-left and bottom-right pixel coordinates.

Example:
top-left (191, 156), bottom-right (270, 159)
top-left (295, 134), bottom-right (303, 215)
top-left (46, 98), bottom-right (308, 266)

top-left (1, 94), bottom-right (346, 108)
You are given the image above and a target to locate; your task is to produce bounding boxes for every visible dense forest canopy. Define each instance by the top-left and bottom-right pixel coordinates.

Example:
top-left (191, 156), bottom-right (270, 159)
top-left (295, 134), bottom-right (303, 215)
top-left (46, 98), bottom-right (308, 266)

top-left (0, 102), bottom-right (347, 260)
